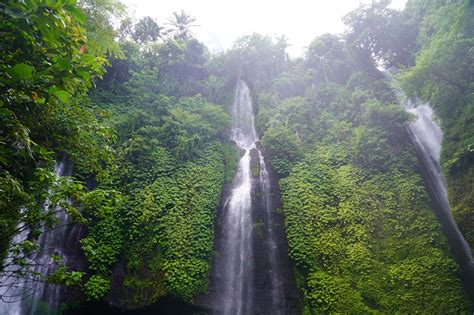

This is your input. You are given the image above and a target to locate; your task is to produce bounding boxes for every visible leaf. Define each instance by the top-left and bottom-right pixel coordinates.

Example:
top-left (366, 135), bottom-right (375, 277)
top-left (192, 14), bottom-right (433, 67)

top-left (55, 58), bottom-right (72, 71)
top-left (65, 5), bottom-right (87, 24)
top-left (45, 0), bottom-right (61, 8)
top-left (37, 21), bottom-right (56, 42)
top-left (78, 70), bottom-right (91, 82)
top-left (4, 7), bottom-right (26, 19)
top-left (24, 0), bottom-right (39, 10)
top-left (10, 63), bottom-right (35, 80)
top-left (0, 108), bottom-right (14, 117)
top-left (48, 87), bottom-right (71, 103)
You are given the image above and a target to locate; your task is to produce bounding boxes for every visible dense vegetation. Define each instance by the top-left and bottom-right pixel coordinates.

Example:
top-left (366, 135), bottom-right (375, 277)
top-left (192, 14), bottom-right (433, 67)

top-left (0, 1), bottom-right (235, 307)
top-left (0, 0), bottom-right (472, 313)
top-left (0, 0), bottom-right (122, 290)
top-left (221, 0), bottom-right (473, 312)
top-left (70, 14), bottom-right (236, 306)
top-left (399, 0), bottom-right (474, 246)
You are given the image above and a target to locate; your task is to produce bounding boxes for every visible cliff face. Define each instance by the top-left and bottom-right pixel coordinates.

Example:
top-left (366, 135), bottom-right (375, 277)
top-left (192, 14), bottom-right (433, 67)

top-left (249, 146), bottom-right (301, 314)
top-left (200, 145), bottom-right (301, 314)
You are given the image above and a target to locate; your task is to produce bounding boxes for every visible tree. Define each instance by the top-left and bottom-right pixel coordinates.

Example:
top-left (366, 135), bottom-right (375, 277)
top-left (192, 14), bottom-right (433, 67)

top-left (306, 34), bottom-right (351, 84)
top-left (161, 96), bottom-right (230, 161)
top-left (166, 10), bottom-right (199, 40)
top-left (132, 16), bottom-right (163, 44)
top-left (141, 38), bottom-right (209, 97)
top-left (400, 0), bottom-right (474, 248)
top-left (227, 34), bottom-right (288, 90)
top-left (118, 17), bottom-right (134, 41)
top-left (261, 124), bottom-right (302, 177)
top-left (343, 0), bottom-right (417, 68)
top-left (0, 0), bottom-right (121, 300)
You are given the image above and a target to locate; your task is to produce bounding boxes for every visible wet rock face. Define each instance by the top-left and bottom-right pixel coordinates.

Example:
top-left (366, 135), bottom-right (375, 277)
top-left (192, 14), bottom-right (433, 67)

top-left (249, 151), bottom-right (301, 315)
top-left (60, 224), bottom-right (89, 303)
top-left (250, 148), bottom-right (261, 178)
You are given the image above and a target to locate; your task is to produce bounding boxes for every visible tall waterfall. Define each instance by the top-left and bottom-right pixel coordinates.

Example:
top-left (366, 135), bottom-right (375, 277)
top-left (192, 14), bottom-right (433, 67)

top-left (0, 158), bottom-right (74, 314)
top-left (214, 80), bottom-right (257, 315)
top-left (210, 80), bottom-right (294, 314)
top-left (388, 74), bottom-right (474, 297)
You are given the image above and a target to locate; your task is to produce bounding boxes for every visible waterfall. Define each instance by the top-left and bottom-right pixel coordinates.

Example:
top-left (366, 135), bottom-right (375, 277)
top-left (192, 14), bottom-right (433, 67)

top-left (387, 72), bottom-right (474, 297)
top-left (213, 80), bottom-right (257, 315)
top-left (0, 158), bottom-right (74, 314)
top-left (0, 208), bottom-right (30, 315)
top-left (257, 150), bottom-right (284, 314)
top-left (210, 80), bottom-right (296, 314)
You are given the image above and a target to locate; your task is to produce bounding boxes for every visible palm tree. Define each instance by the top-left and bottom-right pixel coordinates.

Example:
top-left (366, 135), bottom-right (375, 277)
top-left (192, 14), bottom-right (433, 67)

top-left (166, 10), bottom-right (199, 40)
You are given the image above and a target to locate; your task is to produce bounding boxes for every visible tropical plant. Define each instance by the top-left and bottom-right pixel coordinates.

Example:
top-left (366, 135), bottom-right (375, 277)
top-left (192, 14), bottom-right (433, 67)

top-left (166, 10), bottom-right (199, 40)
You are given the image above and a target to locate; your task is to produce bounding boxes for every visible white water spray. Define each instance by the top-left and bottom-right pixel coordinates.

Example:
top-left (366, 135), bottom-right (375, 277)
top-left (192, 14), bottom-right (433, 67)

top-left (217, 80), bottom-right (257, 315)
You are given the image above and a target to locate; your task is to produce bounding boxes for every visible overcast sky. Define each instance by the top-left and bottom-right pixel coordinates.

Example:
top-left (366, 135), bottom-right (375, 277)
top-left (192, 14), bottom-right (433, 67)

top-left (122, 0), bottom-right (407, 56)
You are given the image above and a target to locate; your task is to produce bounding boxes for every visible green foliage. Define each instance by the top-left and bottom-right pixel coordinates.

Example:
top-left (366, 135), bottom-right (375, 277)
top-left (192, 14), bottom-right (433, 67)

top-left (399, 0), bottom-right (474, 247)
top-left (148, 39), bottom-right (210, 97)
top-left (166, 10), bottom-right (198, 40)
top-left (280, 148), bottom-right (469, 312)
top-left (161, 96), bottom-right (230, 161)
top-left (0, 0), bottom-right (116, 171)
top-left (0, 0), bottom-right (120, 275)
top-left (343, 0), bottom-right (418, 67)
top-left (2, 0), bottom-right (472, 311)
top-left (132, 16), bottom-right (162, 44)
top-left (262, 124), bottom-right (302, 177)
top-left (47, 265), bottom-right (84, 286)
top-left (306, 271), bottom-right (367, 313)
top-left (241, 10), bottom-right (473, 309)
top-left (0, 173), bottom-right (27, 261)
top-left (85, 25), bottom-right (231, 304)
top-left (306, 34), bottom-right (351, 84)
top-left (80, 189), bottom-right (122, 301)
top-left (0, 163), bottom-right (91, 293)
top-left (118, 144), bottom-right (224, 303)
top-left (222, 141), bottom-right (239, 182)
top-left (224, 34), bottom-right (288, 90)
top-left (83, 274), bottom-right (111, 301)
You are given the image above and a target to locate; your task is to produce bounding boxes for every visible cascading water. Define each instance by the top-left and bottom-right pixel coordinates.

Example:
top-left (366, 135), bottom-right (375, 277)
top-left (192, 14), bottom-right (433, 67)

top-left (0, 209), bottom-right (30, 315)
top-left (210, 80), bottom-right (294, 314)
top-left (0, 158), bottom-right (74, 314)
top-left (257, 151), bottom-right (284, 314)
top-left (213, 80), bottom-right (257, 315)
top-left (388, 73), bottom-right (474, 297)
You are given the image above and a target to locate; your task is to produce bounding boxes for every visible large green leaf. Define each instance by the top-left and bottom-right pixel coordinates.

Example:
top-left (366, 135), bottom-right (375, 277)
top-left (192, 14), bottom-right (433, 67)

top-left (48, 86), bottom-right (71, 103)
top-left (65, 5), bottom-right (87, 24)
top-left (10, 63), bottom-right (35, 80)
top-left (55, 58), bottom-right (73, 71)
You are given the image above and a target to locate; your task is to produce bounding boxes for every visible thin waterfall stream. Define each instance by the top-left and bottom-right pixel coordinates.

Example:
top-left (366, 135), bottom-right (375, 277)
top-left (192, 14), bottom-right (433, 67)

top-left (387, 73), bottom-right (474, 298)
top-left (0, 158), bottom-right (76, 315)
top-left (257, 150), bottom-right (284, 314)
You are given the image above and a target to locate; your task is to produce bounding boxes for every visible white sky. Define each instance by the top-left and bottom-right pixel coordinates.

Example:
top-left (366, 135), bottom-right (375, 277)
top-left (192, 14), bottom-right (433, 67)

top-left (122, 0), bottom-right (407, 56)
